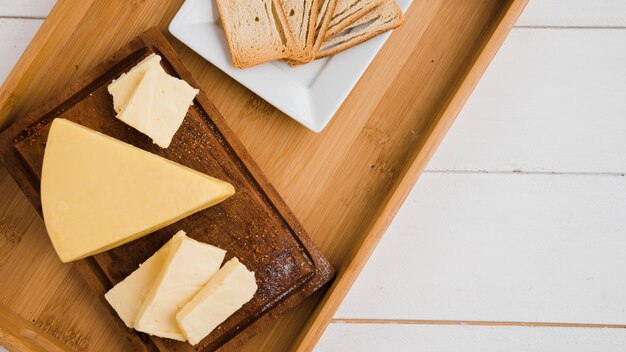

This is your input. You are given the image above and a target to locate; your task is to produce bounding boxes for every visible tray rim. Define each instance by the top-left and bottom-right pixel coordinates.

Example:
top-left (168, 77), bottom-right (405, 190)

top-left (291, 0), bottom-right (529, 349)
top-left (0, 0), bottom-right (529, 350)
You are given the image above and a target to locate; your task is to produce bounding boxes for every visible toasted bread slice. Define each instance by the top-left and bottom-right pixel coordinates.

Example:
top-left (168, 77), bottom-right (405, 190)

top-left (312, 0), bottom-right (339, 52)
top-left (281, 0), bottom-right (320, 61)
top-left (283, 0), bottom-right (338, 65)
top-left (317, 0), bottom-right (403, 59)
top-left (216, 0), bottom-right (296, 68)
top-left (324, 0), bottom-right (384, 40)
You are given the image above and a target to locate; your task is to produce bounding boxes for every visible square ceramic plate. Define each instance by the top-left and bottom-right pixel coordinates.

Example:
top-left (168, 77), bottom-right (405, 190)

top-left (169, 0), bottom-right (412, 132)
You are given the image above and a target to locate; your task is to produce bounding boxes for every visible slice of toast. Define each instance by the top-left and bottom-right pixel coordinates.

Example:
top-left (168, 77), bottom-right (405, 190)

top-left (216, 0), bottom-right (297, 68)
top-left (324, 0), bottom-right (384, 40)
top-left (281, 0), bottom-right (320, 61)
top-left (316, 0), bottom-right (404, 59)
top-left (312, 0), bottom-right (339, 52)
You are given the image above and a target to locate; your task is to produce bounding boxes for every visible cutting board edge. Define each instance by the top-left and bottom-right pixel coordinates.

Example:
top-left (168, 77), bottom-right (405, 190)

top-left (0, 27), bottom-right (335, 352)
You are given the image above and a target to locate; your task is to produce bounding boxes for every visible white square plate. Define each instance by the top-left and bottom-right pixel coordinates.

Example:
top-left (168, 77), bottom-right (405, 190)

top-left (169, 0), bottom-right (412, 132)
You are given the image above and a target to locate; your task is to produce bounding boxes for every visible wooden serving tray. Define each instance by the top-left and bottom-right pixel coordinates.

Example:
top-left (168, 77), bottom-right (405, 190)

top-left (0, 0), bottom-right (527, 351)
top-left (0, 28), bottom-right (334, 351)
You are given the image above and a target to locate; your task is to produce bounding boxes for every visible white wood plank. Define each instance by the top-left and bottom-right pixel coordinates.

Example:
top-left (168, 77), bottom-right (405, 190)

top-left (316, 323), bottom-right (626, 352)
top-left (517, 0), bottom-right (626, 27)
top-left (427, 28), bottom-right (626, 173)
top-left (335, 172), bottom-right (626, 324)
top-left (0, 0), bottom-right (55, 18)
top-left (0, 19), bottom-right (43, 85)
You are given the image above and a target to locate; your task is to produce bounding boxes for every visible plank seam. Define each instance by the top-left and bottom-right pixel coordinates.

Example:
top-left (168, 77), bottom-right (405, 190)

top-left (331, 318), bottom-right (626, 329)
top-left (0, 16), bottom-right (46, 20)
top-left (514, 25), bottom-right (626, 29)
top-left (423, 169), bottom-right (626, 177)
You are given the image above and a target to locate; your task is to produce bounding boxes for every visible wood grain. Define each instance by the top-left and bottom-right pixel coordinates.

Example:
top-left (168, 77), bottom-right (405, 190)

top-left (335, 172), bottom-right (626, 324)
top-left (428, 28), bottom-right (626, 173)
top-left (316, 323), bottom-right (626, 352)
top-left (517, 0), bottom-right (626, 27)
top-left (0, 0), bottom-right (526, 351)
top-left (0, 0), bottom-right (55, 18)
top-left (0, 19), bottom-right (43, 84)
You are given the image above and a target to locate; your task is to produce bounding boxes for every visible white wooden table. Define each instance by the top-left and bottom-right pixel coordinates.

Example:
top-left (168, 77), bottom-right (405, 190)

top-left (2, 1), bottom-right (626, 351)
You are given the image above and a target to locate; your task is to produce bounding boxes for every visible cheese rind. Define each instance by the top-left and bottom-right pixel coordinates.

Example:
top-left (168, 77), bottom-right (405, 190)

top-left (104, 231), bottom-right (185, 328)
top-left (115, 67), bottom-right (199, 148)
top-left (134, 234), bottom-right (226, 341)
top-left (41, 119), bottom-right (235, 262)
top-left (107, 53), bottom-right (165, 113)
top-left (176, 258), bottom-right (257, 345)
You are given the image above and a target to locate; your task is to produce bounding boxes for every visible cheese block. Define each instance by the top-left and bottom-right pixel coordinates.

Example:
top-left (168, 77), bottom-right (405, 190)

top-left (176, 257), bottom-right (257, 345)
top-left (107, 53), bottom-right (165, 113)
top-left (115, 66), bottom-right (199, 148)
top-left (134, 234), bottom-right (226, 341)
top-left (41, 119), bottom-right (235, 262)
top-left (104, 231), bottom-right (184, 328)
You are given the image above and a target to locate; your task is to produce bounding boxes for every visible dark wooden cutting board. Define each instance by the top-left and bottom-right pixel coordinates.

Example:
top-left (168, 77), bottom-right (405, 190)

top-left (0, 28), bottom-right (334, 352)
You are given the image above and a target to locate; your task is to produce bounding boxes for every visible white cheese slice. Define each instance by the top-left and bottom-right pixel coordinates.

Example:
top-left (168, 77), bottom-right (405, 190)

top-left (134, 234), bottom-right (226, 341)
top-left (41, 119), bottom-right (235, 262)
top-left (104, 230), bottom-right (185, 328)
top-left (107, 53), bottom-right (165, 113)
top-left (176, 257), bottom-right (257, 345)
top-left (115, 67), bottom-right (199, 148)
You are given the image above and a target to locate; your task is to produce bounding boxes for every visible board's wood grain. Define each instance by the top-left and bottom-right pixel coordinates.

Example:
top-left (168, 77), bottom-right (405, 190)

top-left (0, 19), bottom-right (43, 84)
top-left (315, 323), bottom-right (626, 352)
top-left (0, 0), bottom-right (526, 350)
top-left (335, 172), bottom-right (626, 324)
top-left (517, 0), bottom-right (626, 27)
top-left (428, 28), bottom-right (626, 173)
top-left (0, 0), bottom-right (55, 18)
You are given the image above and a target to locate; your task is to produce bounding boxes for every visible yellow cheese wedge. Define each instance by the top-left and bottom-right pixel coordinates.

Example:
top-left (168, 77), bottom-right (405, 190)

top-left (107, 53), bottom-right (165, 113)
top-left (104, 230), bottom-right (185, 328)
top-left (116, 66), bottom-right (199, 148)
top-left (134, 233), bottom-right (226, 341)
top-left (176, 257), bottom-right (257, 345)
top-left (41, 119), bottom-right (235, 262)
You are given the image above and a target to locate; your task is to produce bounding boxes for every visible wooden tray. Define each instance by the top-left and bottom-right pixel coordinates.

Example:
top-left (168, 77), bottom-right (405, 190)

top-left (0, 0), bottom-right (527, 351)
top-left (0, 28), bottom-right (334, 352)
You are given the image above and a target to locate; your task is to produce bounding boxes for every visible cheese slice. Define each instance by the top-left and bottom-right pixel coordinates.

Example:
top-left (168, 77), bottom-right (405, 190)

top-left (176, 257), bottom-right (257, 345)
top-left (116, 67), bottom-right (199, 148)
top-left (134, 234), bottom-right (226, 341)
top-left (107, 53), bottom-right (165, 113)
top-left (104, 231), bottom-right (185, 328)
top-left (41, 119), bottom-right (235, 262)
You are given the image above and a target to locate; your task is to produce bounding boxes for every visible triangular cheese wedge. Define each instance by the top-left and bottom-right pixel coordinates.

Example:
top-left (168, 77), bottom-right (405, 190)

top-left (41, 119), bottom-right (235, 262)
